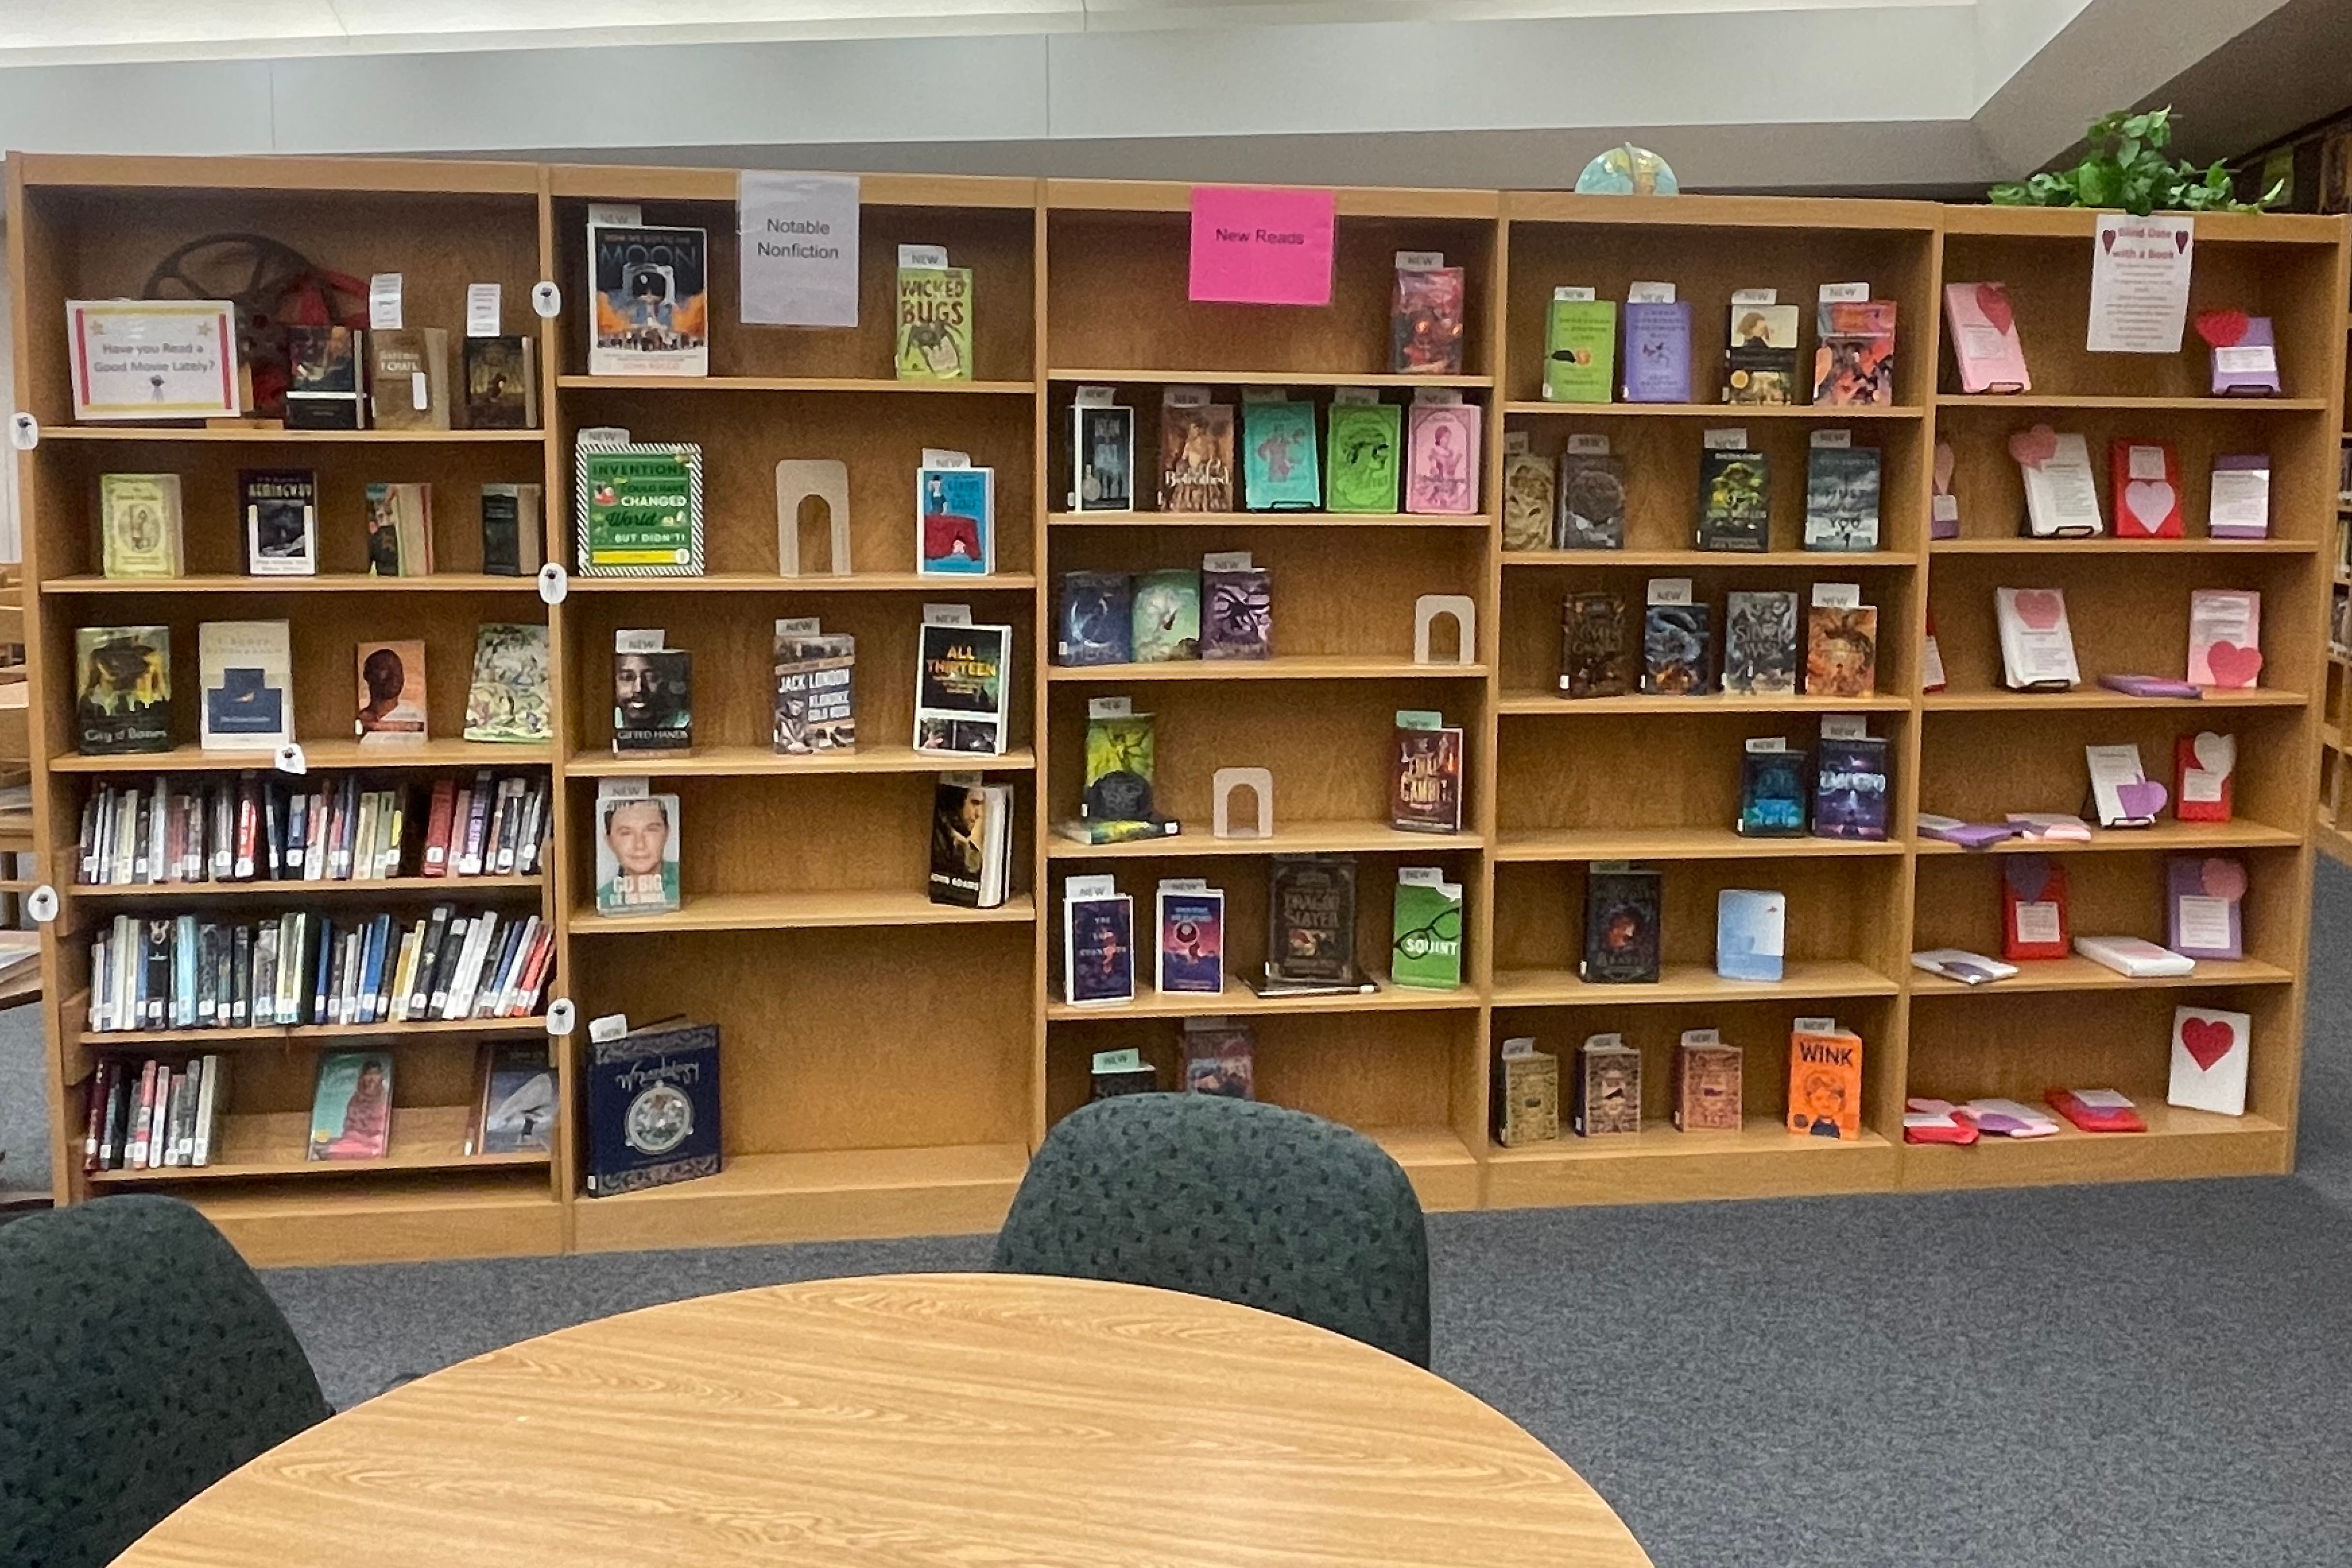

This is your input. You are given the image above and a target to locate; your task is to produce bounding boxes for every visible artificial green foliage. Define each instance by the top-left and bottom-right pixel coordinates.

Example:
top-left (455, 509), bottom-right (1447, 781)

top-left (1989, 108), bottom-right (2282, 215)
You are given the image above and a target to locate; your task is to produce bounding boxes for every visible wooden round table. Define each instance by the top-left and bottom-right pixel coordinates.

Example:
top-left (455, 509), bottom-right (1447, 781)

top-left (115, 1272), bottom-right (1653, 1567)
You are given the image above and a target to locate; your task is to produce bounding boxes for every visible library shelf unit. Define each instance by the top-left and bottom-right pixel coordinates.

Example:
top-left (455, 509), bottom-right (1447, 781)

top-left (8, 156), bottom-right (2345, 1265)
top-left (2318, 288), bottom-right (2352, 866)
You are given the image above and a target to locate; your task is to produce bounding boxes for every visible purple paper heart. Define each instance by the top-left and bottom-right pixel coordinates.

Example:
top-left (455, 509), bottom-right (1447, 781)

top-left (2117, 780), bottom-right (2169, 820)
top-left (2006, 855), bottom-right (2051, 902)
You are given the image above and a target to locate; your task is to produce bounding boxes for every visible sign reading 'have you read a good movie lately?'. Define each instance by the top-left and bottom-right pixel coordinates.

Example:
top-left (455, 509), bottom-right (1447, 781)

top-left (1188, 186), bottom-right (1336, 306)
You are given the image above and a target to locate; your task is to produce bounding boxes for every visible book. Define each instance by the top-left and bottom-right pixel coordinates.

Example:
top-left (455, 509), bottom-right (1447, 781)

top-left (2208, 455), bottom-right (2272, 540)
top-left (1561, 592), bottom-right (1631, 697)
top-left (1156, 881), bottom-right (1226, 994)
top-left (1580, 865), bottom-right (1661, 983)
top-left (1131, 569), bottom-right (1202, 663)
top-left (1404, 402), bottom-right (1481, 515)
top-left (1391, 716), bottom-right (1464, 834)
top-left (2074, 935), bottom-right (2194, 978)
top-left (2186, 589), bottom-right (2262, 688)
top-left (2174, 731), bottom-right (2235, 822)
top-left (1181, 1020), bottom-right (1256, 1098)
top-left (1555, 452), bottom-right (1627, 548)
top-left (470, 1042), bottom-right (557, 1156)
top-left (1082, 710), bottom-right (1157, 823)
top-left (1493, 1040), bottom-right (1561, 1146)
top-left (1715, 889), bottom-right (1785, 982)
top-left (1062, 878), bottom-right (1136, 1005)
top-left (612, 643), bottom-right (691, 753)
top-left (354, 640), bottom-right (427, 741)
top-left (2197, 311), bottom-right (2279, 396)
top-left (772, 629), bottom-right (856, 753)
top-left (1813, 299), bottom-right (1896, 406)
top-left (198, 621), bottom-right (292, 752)
top-left (307, 1050), bottom-right (393, 1160)
top-left (583, 1019), bottom-right (723, 1195)
top-left (1266, 854), bottom-right (1359, 986)
top-left (1696, 447), bottom-right (1768, 551)
top-left (896, 262), bottom-right (973, 381)
top-left (98, 474), bottom-right (184, 578)
top-left (1943, 282), bottom-right (2030, 393)
top-left (1241, 401), bottom-right (1320, 509)
top-left (1201, 560), bottom-right (1272, 660)
top-left (1574, 1034), bottom-right (1642, 1135)
top-left (1802, 446), bottom-right (1881, 551)
top-left (1723, 301), bottom-right (1800, 404)
top-left (1994, 588), bottom-right (2082, 690)
top-left (1642, 603), bottom-right (1712, 696)
top-left (2001, 854), bottom-right (2070, 960)
top-left (1962, 1098), bottom-right (2061, 1138)
top-left (929, 778), bottom-right (1014, 910)
top-left (2167, 853), bottom-right (2245, 960)
top-left (284, 324), bottom-right (365, 429)
top-left (1812, 735), bottom-right (1890, 840)
top-left (592, 786), bottom-right (681, 916)
top-left (1390, 871), bottom-right (1463, 989)
top-left (1909, 949), bottom-right (2018, 986)
top-left (1674, 1034), bottom-right (1744, 1131)
top-left (480, 484), bottom-right (545, 577)
top-left (367, 327), bottom-right (450, 431)
top-left (2045, 1088), bottom-right (2146, 1135)
top-left (576, 441), bottom-right (704, 576)
top-left (462, 335), bottom-right (538, 429)
top-left (2084, 741), bottom-right (2159, 829)
top-left (463, 623), bottom-right (552, 743)
top-left (2169, 1005), bottom-right (2250, 1116)
top-left (1804, 605), bottom-right (1878, 698)
top-left (1326, 402), bottom-right (1402, 513)
top-left (1088, 1048), bottom-right (1158, 1102)
top-left (1391, 263), bottom-right (1466, 375)
top-left (1722, 591), bottom-right (1798, 695)
top-left (2110, 439), bottom-right (2184, 538)
top-left (2017, 429), bottom-right (2102, 536)
top-left (589, 222), bottom-right (710, 377)
top-left (75, 626), bottom-right (172, 755)
top-left (1057, 571), bottom-right (1134, 666)
top-left (1159, 401), bottom-right (1235, 512)
top-left (363, 482), bottom-right (435, 577)
top-left (1622, 300), bottom-right (1693, 402)
top-left (917, 462), bottom-right (995, 575)
top-left (912, 621), bottom-right (1012, 755)
top-left (1787, 1024), bottom-right (1863, 1140)
top-left (1738, 747), bottom-right (1808, 836)
top-left (1500, 451), bottom-right (1553, 552)
top-left (240, 469), bottom-right (317, 576)
top-left (1543, 296), bottom-right (1617, 402)
top-left (1072, 402), bottom-right (1136, 513)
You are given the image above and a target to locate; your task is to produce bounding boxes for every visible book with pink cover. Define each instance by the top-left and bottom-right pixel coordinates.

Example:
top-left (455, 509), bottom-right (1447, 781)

top-left (1943, 282), bottom-right (2031, 394)
top-left (1404, 402), bottom-right (1481, 516)
top-left (2186, 589), bottom-right (2262, 688)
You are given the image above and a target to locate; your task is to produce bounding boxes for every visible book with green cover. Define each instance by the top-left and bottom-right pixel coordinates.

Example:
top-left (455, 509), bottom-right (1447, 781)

top-left (1326, 403), bottom-right (1402, 513)
top-left (1391, 873), bottom-right (1464, 989)
top-left (575, 442), bottom-right (704, 576)
top-left (1543, 299), bottom-right (1617, 403)
top-left (1241, 400), bottom-right (1320, 509)
top-left (896, 265), bottom-right (973, 381)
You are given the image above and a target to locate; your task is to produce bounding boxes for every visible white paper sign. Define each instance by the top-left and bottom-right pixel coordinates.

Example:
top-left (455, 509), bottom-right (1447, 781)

top-left (369, 273), bottom-right (404, 330)
top-left (65, 301), bottom-right (240, 420)
top-left (739, 171), bottom-right (861, 327)
top-left (2087, 214), bottom-right (2194, 354)
top-left (466, 282), bottom-right (502, 338)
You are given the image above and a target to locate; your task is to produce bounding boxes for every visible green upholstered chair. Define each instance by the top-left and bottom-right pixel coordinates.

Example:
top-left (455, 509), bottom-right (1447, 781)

top-left (991, 1094), bottom-right (1432, 1367)
top-left (0, 1195), bottom-right (332, 1568)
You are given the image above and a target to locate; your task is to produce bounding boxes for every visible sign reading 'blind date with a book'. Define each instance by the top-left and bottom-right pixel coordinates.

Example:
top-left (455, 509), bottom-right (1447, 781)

top-left (1188, 186), bottom-right (1336, 306)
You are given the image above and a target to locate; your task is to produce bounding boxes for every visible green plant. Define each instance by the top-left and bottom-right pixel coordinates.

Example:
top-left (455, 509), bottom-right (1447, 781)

top-left (1989, 108), bottom-right (2282, 214)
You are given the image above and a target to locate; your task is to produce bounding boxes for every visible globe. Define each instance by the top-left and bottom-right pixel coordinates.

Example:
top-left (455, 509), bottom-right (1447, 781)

top-left (1574, 144), bottom-right (1680, 196)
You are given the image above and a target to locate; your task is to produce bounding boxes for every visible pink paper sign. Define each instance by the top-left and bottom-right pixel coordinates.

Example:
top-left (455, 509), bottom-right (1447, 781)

top-left (1188, 186), bottom-right (1336, 306)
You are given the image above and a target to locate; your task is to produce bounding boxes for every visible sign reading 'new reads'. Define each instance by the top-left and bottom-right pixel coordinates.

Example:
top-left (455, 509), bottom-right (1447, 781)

top-left (1188, 186), bottom-right (1337, 307)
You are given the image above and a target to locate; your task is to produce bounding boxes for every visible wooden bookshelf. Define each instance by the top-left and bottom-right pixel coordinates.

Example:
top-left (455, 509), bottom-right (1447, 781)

top-left (8, 155), bottom-right (2344, 1264)
top-left (2317, 294), bottom-right (2352, 864)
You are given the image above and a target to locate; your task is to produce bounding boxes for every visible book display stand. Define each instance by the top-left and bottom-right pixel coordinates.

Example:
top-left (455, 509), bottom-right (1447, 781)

top-left (9, 158), bottom-right (2345, 1265)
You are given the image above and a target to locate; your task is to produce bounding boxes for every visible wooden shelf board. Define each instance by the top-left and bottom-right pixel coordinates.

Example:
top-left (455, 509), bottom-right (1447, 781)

top-left (1368, 1125), bottom-right (1481, 1212)
top-left (187, 1173), bottom-right (563, 1268)
top-left (44, 573), bottom-right (543, 595)
top-left (1503, 189), bottom-right (1942, 230)
top-left (1050, 368), bottom-right (1493, 389)
top-left (1933, 394), bottom-right (2330, 412)
top-left (1501, 548), bottom-right (1917, 568)
top-left (36, 426), bottom-right (547, 443)
top-left (1923, 688), bottom-right (2307, 712)
top-left (1909, 955), bottom-right (2295, 997)
top-left (1938, 206), bottom-right (2341, 243)
top-left (1047, 972), bottom-right (1478, 1020)
top-left (1049, 179), bottom-right (1495, 219)
top-left (573, 1141), bottom-right (1030, 1252)
top-left (557, 374), bottom-right (1034, 395)
top-left (553, 163), bottom-right (1038, 209)
top-left (1048, 511), bottom-right (1493, 529)
top-left (1486, 1118), bottom-right (1899, 1208)
top-left (86, 1106), bottom-right (546, 1185)
top-left (1499, 691), bottom-right (1910, 716)
top-left (1500, 401), bottom-right (1923, 420)
top-left (1492, 960), bottom-right (1900, 1007)
top-left (565, 743), bottom-right (1036, 778)
top-left (1911, 821), bottom-right (2304, 856)
top-left (71, 873), bottom-right (543, 902)
top-left (569, 889), bottom-right (1036, 934)
top-left (1495, 827), bottom-right (1904, 861)
top-left (50, 740), bottom-right (553, 774)
top-left (566, 572), bottom-right (1036, 593)
top-left (79, 1013), bottom-right (548, 1048)
top-left (1049, 656), bottom-right (1488, 682)
top-left (1047, 821), bottom-right (1479, 860)
top-left (1929, 537), bottom-right (2319, 555)
top-left (1896, 1105), bottom-right (2288, 1191)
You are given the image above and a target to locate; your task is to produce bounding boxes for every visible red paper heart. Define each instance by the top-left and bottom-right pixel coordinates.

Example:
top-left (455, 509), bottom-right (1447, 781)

top-left (2013, 589), bottom-right (2064, 631)
top-left (2175, 229), bottom-right (2192, 254)
top-left (1975, 282), bottom-right (2014, 336)
top-left (2101, 230), bottom-right (2117, 253)
top-left (2006, 854), bottom-right (2051, 902)
top-left (2181, 1017), bottom-right (2235, 1071)
top-left (2008, 424), bottom-right (2060, 468)
top-left (2206, 641), bottom-right (2264, 689)
top-left (2196, 309), bottom-right (2250, 348)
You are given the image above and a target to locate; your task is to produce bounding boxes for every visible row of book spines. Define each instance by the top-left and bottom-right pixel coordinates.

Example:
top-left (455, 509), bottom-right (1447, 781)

top-left (85, 906), bottom-right (553, 1034)
top-left (74, 772), bottom-right (549, 887)
top-left (81, 1053), bottom-right (227, 1172)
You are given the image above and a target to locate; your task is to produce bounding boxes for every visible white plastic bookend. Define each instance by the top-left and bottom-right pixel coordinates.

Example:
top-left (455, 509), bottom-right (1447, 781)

top-left (7, 413), bottom-right (36, 451)
top-left (26, 885), bottom-right (57, 924)
top-left (530, 281), bottom-right (563, 319)
top-left (1212, 767), bottom-right (1274, 840)
top-left (537, 562), bottom-right (569, 605)
top-left (274, 743), bottom-right (308, 776)
top-left (545, 997), bottom-right (578, 1036)
top-left (776, 460), bottom-right (853, 576)
top-left (1414, 595), bottom-right (1477, 666)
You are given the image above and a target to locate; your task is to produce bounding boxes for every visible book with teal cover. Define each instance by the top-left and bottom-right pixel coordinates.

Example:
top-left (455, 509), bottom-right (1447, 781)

top-left (1242, 401), bottom-right (1320, 509)
top-left (1132, 569), bottom-right (1202, 662)
top-left (1391, 875), bottom-right (1464, 989)
top-left (1326, 403), bottom-right (1402, 513)
top-left (1543, 299), bottom-right (1617, 402)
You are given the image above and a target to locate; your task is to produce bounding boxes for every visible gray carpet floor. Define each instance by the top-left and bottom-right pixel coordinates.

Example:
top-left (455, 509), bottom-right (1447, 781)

top-left (20, 867), bottom-right (2352, 1565)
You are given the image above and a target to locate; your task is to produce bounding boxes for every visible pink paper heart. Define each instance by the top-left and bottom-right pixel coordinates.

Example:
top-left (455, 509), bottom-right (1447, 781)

top-left (2117, 779), bottom-right (2168, 819)
top-left (1933, 441), bottom-right (1956, 493)
top-left (2180, 1017), bottom-right (2236, 1072)
top-left (2008, 425), bottom-right (2060, 469)
top-left (2101, 230), bottom-right (2117, 253)
top-left (2206, 642), bottom-right (2264, 689)
top-left (2196, 309), bottom-right (2250, 348)
top-left (2121, 478), bottom-right (2175, 533)
top-left (2006, 855), bottom-right (2051, 902)
top-left (2201, 857), bottom-right (2248, 901)
top-left (1976, 283), bottom-right (2015, 336)
top-left (2013, 590), bottom-right (2064, 631)
top-left (2175, 229), bottom-right (2192, 253)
